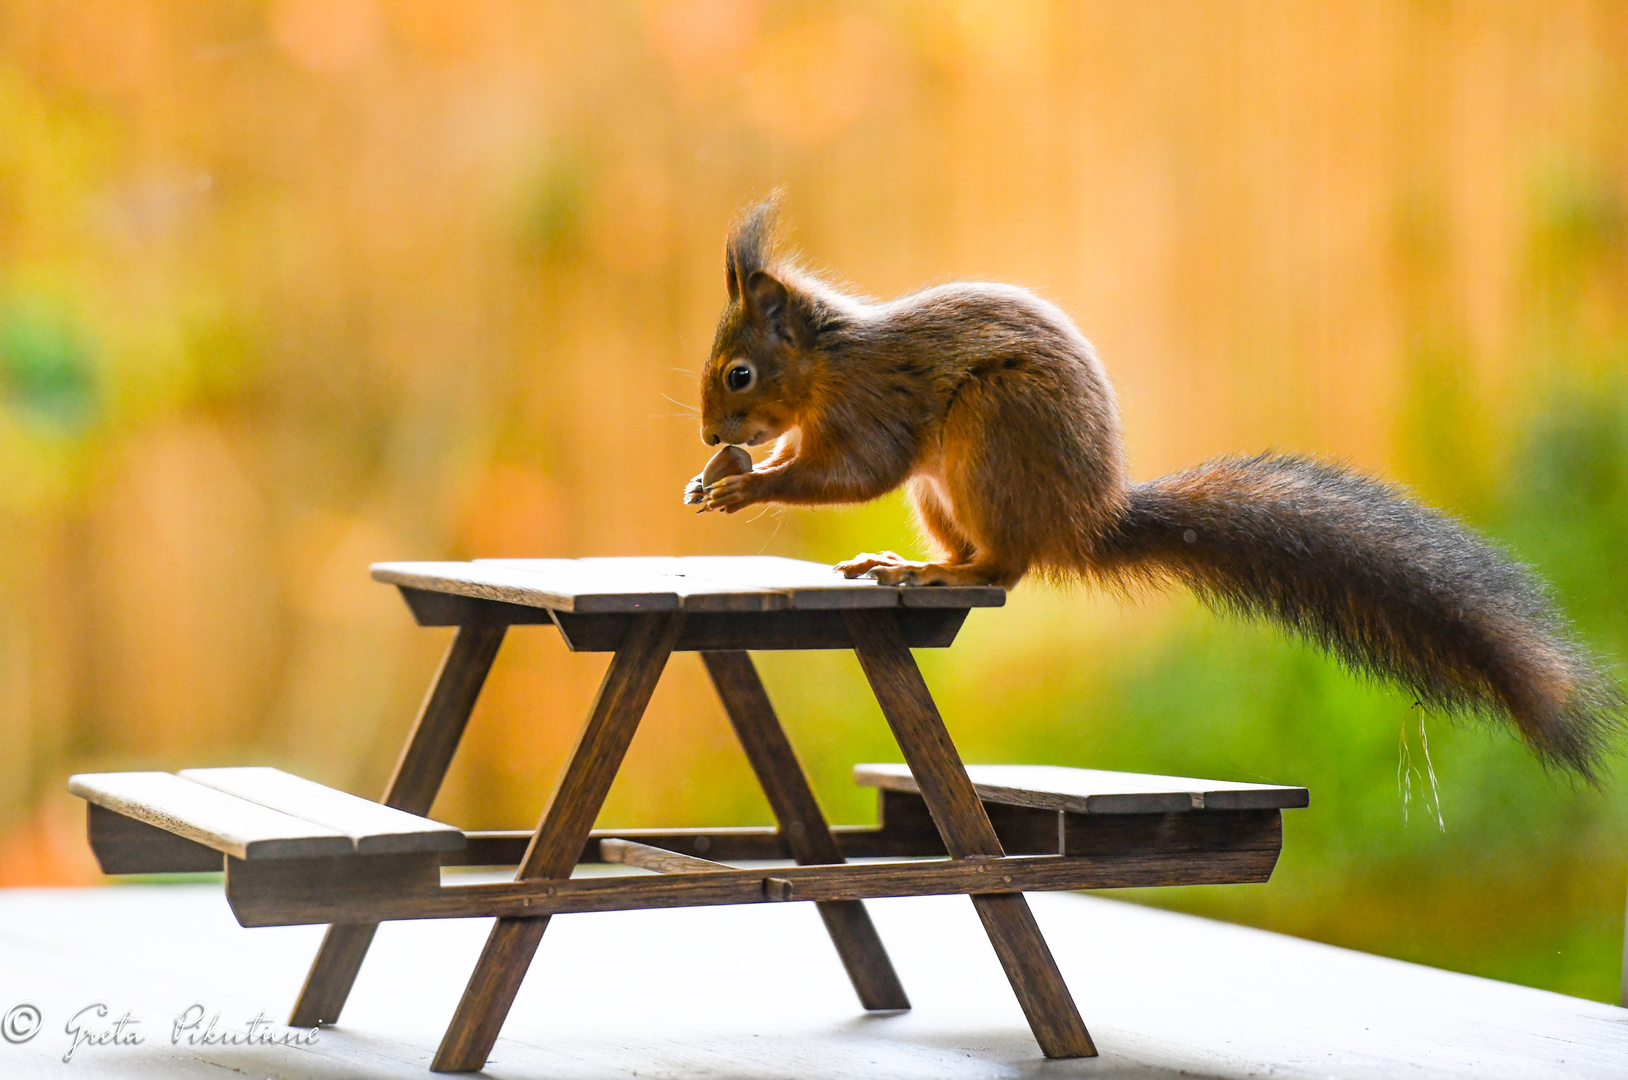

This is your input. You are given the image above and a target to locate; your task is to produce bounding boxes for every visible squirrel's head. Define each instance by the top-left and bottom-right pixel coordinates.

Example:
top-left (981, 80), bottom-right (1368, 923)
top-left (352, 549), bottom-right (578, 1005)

top-left (700, 195), bottom-right (811, 447)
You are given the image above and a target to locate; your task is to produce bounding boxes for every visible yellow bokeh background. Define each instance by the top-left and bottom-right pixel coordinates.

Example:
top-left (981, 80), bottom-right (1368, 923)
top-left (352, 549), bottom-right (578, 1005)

top-left (2, 0), bottom-right (1625, 1000)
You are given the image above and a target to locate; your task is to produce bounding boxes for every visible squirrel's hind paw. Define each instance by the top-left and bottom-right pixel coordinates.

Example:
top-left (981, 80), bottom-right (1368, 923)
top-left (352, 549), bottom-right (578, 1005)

top-left (861, 558), bottom-right (1001, 587)
top-left (836, 551), bottom-right (907, 578)
top-left (867, 561), bottom-right (934, 586)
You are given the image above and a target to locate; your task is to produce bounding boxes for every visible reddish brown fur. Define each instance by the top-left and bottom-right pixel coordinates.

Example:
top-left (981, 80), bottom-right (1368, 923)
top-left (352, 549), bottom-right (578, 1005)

top-left (693, 199), bottom-right (1622, 776)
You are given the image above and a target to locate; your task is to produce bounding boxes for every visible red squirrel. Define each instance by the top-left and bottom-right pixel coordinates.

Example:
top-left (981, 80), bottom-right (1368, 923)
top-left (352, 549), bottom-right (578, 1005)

top-left (687, 197), bottom-right (1622, 778)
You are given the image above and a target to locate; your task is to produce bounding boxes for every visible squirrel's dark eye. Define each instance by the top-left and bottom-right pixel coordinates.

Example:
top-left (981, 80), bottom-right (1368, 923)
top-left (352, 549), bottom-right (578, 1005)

top-left (725, 362), bottom-right (755, 392)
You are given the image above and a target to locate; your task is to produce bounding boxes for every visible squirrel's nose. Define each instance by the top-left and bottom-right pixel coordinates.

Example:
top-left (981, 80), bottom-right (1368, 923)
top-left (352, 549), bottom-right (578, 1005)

top-left (705, 432), bottom-right (721, 445)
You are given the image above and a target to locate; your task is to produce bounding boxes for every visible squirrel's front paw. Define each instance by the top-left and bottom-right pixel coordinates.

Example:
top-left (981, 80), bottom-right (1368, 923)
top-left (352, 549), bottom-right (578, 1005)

top-left (683, 473), bottom-right (705, 505)
top-left (699, 472), bottom-right (757, 514)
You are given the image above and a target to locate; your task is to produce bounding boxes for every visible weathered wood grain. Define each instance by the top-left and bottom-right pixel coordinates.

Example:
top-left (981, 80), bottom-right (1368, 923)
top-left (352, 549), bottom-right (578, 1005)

top-left (599, 838), bottom-right (730, 874)
top-left (480, 558), bottom-right (792, 612)
top-left (396, 587), bottom-right (556, 627)
top-left (229, 851), bottom-right (440, 922)
top-left (433, 610), bottom-right (685, 1073)
top-left (552, 606), bottom-right (971, 652)
top-left (376, 556), bottom-right (1006, 619)
top-left (225, 848), bottom-right (1281, 927)
top-left (85, 803), bottom-right (223, 874)
top-left (845, 609), bottom-right (1097, 1060)
top-left (1063, 808), bottom-right (1283, 857)
top-left (371, 561), bottom-right (680, 614)
top-left (451, 823), bottom-right (941, 866)
top-left (703, 649), bottom-right (910, 1011)
top-left (560, 555), bottom-right (1004, 610)
top-left (68, 772), bottom-right (354, 861)
top-left (179, 767), bottom-right (465, 855)
top-left (855, 763), bottom-right (1309, 815)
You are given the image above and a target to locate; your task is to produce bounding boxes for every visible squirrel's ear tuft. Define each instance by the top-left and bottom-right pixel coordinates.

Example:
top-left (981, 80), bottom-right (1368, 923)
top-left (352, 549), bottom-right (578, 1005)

top-left (725, 192), bottom-right (782, 298)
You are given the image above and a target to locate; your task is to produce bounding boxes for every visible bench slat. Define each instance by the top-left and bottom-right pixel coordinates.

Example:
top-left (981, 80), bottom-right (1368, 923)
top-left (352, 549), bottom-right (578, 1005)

top-left (178, 768), bottom-right (465, 855)
top-left (854, 763), bottom-right (1309, 815)
top-left (68, 773), bottom-right (355, 861)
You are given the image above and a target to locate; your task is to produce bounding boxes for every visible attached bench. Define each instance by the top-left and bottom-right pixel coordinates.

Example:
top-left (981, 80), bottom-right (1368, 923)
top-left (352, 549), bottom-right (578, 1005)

top-left (69, 555), bottom-right (1310, 1073)
top-left (72, 763), bottom-right (1307, 921)
top-left (71, 768), bottom-right (465, 874)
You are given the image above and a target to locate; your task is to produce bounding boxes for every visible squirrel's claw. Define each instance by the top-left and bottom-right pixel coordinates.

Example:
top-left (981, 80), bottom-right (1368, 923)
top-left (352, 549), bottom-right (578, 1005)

top-left (835, 551), bottom-right (907, 578)
top-left (684, 475), bottom-right (706, 505)
top-left (866, 562), bottom-right (928, 586)
top-left (699, 472), bottom-right (755, 513)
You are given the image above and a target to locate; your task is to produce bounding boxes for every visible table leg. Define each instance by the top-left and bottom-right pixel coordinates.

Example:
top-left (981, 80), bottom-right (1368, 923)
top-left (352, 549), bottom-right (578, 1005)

top-left (432, 611), bottom-right (686, 1073)
top-left (701, 650), bottom-right (910, 1011)
top-left (845, 609), bottom-right (1097, 1059)
top-left (290, 623), bottom-right (507, 1028)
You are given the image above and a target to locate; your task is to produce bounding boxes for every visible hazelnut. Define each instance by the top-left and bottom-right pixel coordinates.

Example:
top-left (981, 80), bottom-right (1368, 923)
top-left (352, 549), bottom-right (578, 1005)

top-left (702, 445), bottom-right (753, 486)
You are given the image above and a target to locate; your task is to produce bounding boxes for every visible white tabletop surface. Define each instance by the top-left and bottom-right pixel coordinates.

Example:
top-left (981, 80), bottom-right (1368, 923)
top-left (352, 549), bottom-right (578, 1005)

top-left (0, 880), bottom-right (1620, 1078)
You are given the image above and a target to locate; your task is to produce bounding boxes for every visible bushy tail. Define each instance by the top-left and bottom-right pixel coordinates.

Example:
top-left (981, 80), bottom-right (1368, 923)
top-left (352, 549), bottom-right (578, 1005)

top-left (1089, 453), bottom-right (1623, 778)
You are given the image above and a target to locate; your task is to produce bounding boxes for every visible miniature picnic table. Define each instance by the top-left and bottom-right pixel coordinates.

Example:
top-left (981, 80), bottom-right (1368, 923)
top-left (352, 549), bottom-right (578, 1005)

top-left (69, 556), bottom-right (1308, 1073)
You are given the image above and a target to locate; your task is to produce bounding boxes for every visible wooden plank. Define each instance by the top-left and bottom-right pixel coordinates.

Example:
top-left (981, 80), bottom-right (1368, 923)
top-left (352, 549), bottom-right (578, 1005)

top-left (445, 806), bottom-right (1282, 868)
top-left (596, 555), bottom-right (1005, 610)
top-left (642, 555), bottom-right (902, 609)
top-left (855, 762), bottom-right (1310, 814)
top-left (551, 607), bottom-right (971, 652)
top-left (291, 622), bottom-right (506, 1028)
top-left (68, 772), bottom-right (355, 861)
top-left (85, 803), bottom-right (223, 874)
top-left (1064, 809), bottom-right (1284, 857)
top-left (179, 767), bottom-right (465, 855)
top-left (371, 561), bottom-right (680, 614)
top-left (452, 823), bottom-right (947, 866)
top-left (226, 847), bottom-right (1282, 927)
top-left (599, 838), bottom-right (730, 874)
top-left (703, 649), bottom-right (910, 1011)
top-left (572, 555), bottom-right (904, 610)
top-left (477, 558), bottom-right (792, 612)
top-left (389, 556), bottom-right (1006, 616)
top-left (229, 851), bottom-right (440, 920)
top-left (433, 610), bottom-right (685, 1073)
top-left (397, 587), bottom-right (557, 627)
top-left (898, 584), bottom-right (1007, 608)
top-left (844, 609), bottom-right (1097, 1060)
top-left (381, 559), bottom-right (1001, 632)
top-left (86, 805), bottom-right (1281, 878)
top-left (382, 558), bottom-right (821, 615)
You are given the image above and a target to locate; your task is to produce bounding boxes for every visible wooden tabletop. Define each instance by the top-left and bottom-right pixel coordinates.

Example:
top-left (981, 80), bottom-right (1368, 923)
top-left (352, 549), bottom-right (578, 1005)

top-left (370, 556), bottom-right (1008, 614)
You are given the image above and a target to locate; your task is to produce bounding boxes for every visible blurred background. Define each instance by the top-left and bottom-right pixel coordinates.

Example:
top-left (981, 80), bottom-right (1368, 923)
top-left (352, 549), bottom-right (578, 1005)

top-left (2, 0), bottom-right (1626, 1003)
